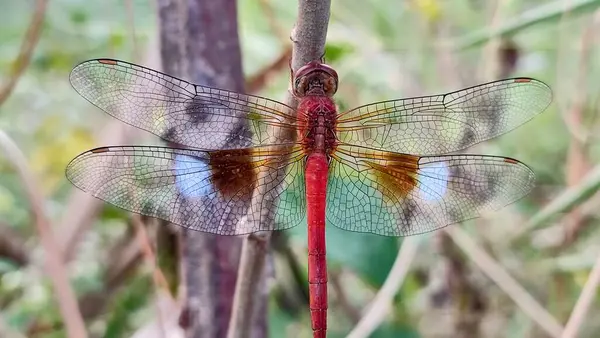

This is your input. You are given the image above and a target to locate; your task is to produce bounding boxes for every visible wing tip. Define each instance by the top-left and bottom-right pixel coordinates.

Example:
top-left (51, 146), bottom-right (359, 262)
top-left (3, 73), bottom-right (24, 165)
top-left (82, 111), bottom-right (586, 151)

top-left (513, 77), bottom-right (554, 107)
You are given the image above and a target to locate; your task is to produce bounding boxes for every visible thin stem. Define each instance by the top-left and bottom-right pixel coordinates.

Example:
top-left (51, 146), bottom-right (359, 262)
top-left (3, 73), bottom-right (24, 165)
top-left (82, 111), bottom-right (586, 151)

top-left (447, 227), bottom-right (564, 338)
top-left (560, 252), bottom-right (600, 337)
top-left (0, 130), bottom-right (87, 338)
top-left (0, 0), bottom-right (47, 105)
top-left (514, 164), bottom-right (600, 240)
top-left (346, 237), bottom-right (420, 338)
top-left (454, 0), bottom-right (600, 50)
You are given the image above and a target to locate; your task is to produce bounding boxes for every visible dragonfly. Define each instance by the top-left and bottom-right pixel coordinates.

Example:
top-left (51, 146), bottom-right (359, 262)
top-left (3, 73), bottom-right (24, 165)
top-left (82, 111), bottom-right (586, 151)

top-left (66, 59), bottom-right (552, 338)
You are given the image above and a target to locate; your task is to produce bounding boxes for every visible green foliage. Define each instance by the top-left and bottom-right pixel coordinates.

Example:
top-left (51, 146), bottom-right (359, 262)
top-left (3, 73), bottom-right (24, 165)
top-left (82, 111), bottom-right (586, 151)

top-left (103, 276), bottom-right (153, 337)
top-left (324, 43), bottom-right (354, 63)
top-left (327, 229), bottom-right (400, 287)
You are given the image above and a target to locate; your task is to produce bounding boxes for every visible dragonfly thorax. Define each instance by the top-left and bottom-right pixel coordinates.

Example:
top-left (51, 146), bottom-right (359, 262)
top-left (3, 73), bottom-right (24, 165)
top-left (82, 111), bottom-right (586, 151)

top-left (297, 96), bottom-right (338, 155)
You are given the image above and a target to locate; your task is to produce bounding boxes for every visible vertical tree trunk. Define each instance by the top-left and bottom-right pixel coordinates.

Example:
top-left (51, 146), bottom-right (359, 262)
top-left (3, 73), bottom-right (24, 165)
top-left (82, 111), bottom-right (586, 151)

top-left (156, 1), bottom-right (266, 337)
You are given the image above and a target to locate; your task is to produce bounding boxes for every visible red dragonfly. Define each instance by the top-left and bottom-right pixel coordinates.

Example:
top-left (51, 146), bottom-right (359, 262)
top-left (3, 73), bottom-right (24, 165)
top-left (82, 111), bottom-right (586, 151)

top-left (66, 59), bottom-right (552, 338)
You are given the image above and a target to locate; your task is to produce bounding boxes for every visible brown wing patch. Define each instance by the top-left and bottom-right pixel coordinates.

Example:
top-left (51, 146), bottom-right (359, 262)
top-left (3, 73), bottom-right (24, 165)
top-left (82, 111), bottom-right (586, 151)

top-left (207, 146), bottom-right (297, 199)
top-left (208, 148), bottom-right (259, 199)
top-left (364, 152), bottom-right (420, 201)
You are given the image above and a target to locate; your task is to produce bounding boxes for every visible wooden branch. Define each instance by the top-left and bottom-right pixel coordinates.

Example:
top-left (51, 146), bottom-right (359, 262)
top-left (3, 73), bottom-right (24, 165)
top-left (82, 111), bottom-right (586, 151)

top-left (0, 0), bottom-right (47, 105)
top-left (290, 0), bottom-right (331, 71)
top-left (227, 1), bottom-right (331, 337)
top-left (227, 233), bottom-right (270, 338)
top-left (0, 131), bottom-right (87, 338)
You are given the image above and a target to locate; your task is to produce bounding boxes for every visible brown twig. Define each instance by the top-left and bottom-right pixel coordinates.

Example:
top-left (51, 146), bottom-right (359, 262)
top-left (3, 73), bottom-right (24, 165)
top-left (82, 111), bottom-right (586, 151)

top-left (131, 216), bottom-right (171, 338)
top-left (437, 231), bottom-right (487, 337)
top-left (78, 227), bottom-right (143, 320)
top-left (0, 0), bottom-right (47, 106)
top-left (245, 46), bottom-right (293, 93)
top-left (560, 251), bottom-right (600, 337)
top-left (131, 215), bottom-right (171, 293)
top-left (258, 0), bottom-right (291, 44)
top-left (346, 237), bottom-right (420, 338)
top-left (227, 1), bottom-right (331, 337)
top-left (226, 233), bottom-right (270, 338)
top-left (329, 269), bottom-right (361, 324)
top-left (447, 227), bottom-right (564, 338)
top-left (0, 130), bottom-right (87, 338)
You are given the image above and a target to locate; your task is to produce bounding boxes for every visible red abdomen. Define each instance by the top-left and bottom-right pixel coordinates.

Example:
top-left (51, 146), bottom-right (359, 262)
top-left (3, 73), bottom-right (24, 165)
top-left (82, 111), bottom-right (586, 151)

top-left (305, 152), bottom-right (328, 338)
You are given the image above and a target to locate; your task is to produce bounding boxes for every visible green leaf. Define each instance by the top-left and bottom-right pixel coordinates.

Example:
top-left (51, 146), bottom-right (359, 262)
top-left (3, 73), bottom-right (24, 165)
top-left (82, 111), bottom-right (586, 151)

top-left (324, 43), bottom-right (354, 63)
top-left (104, 276), bottom-right (152, 338)
top-left (286, 214), bottom-right (400, 287)
top-left (326, 227), bottom-right (400, 287)
top-left (371, 322), bottom-right (421, 338)
top-left (269, 300), bottom-right (300, 338)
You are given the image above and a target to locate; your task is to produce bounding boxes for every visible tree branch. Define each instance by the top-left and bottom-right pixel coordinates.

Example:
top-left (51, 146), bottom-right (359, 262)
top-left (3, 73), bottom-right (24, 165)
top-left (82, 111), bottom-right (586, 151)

top-left (0, 0), bottom-right (47, 106)
top-left (227, 1), bottom-right (331, 337)
top-left (0, 130), bottom-right (87, 338)
top-left (157, 1), bottom-right (257, 337)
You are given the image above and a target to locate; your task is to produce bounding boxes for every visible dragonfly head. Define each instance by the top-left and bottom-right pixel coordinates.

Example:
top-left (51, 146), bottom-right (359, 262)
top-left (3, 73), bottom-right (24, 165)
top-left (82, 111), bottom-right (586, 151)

top-left (293, 61), bottom-right (338, 97)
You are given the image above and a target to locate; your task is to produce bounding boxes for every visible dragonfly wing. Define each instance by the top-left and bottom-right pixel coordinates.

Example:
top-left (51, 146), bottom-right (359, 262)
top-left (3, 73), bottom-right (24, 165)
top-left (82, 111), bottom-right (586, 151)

top-left (337, 78), bottom-right (552, 155)
top-left (70, 59), bottom-right (297, 149)
top-left (326, 144), bottom-right (534, 236)
top-left (66, 145), bottom-right (306, 235)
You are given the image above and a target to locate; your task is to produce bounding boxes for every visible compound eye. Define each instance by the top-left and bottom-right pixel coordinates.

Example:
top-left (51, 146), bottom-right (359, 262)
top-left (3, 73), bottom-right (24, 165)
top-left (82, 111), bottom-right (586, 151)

top-left (294, 77), bottom-right (306, 96)
top-left (323, 77), bottom-right (338, 96)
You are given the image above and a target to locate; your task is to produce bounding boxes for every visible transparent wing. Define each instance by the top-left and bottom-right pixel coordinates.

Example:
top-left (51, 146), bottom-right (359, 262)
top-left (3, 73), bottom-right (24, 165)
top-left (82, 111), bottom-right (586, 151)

top-left (337, 78), bottom-right (552, 155)
top-left (326, 144), bottom-right (535, 236)
top-left (65, 145), bottom-right (306, 235)
top-left (70, 59), bottom-right (297, 149)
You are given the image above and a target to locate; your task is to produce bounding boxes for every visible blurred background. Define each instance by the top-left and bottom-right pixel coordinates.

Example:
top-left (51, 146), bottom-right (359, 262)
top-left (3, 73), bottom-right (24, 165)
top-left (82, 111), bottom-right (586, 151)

top-left (1, 0), bottom-right (600, 337)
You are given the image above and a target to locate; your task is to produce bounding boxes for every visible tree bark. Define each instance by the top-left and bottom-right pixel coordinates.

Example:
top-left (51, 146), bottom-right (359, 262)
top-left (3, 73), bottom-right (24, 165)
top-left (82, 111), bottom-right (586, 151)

top-left (156, 1), bottom-right (264, 337)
